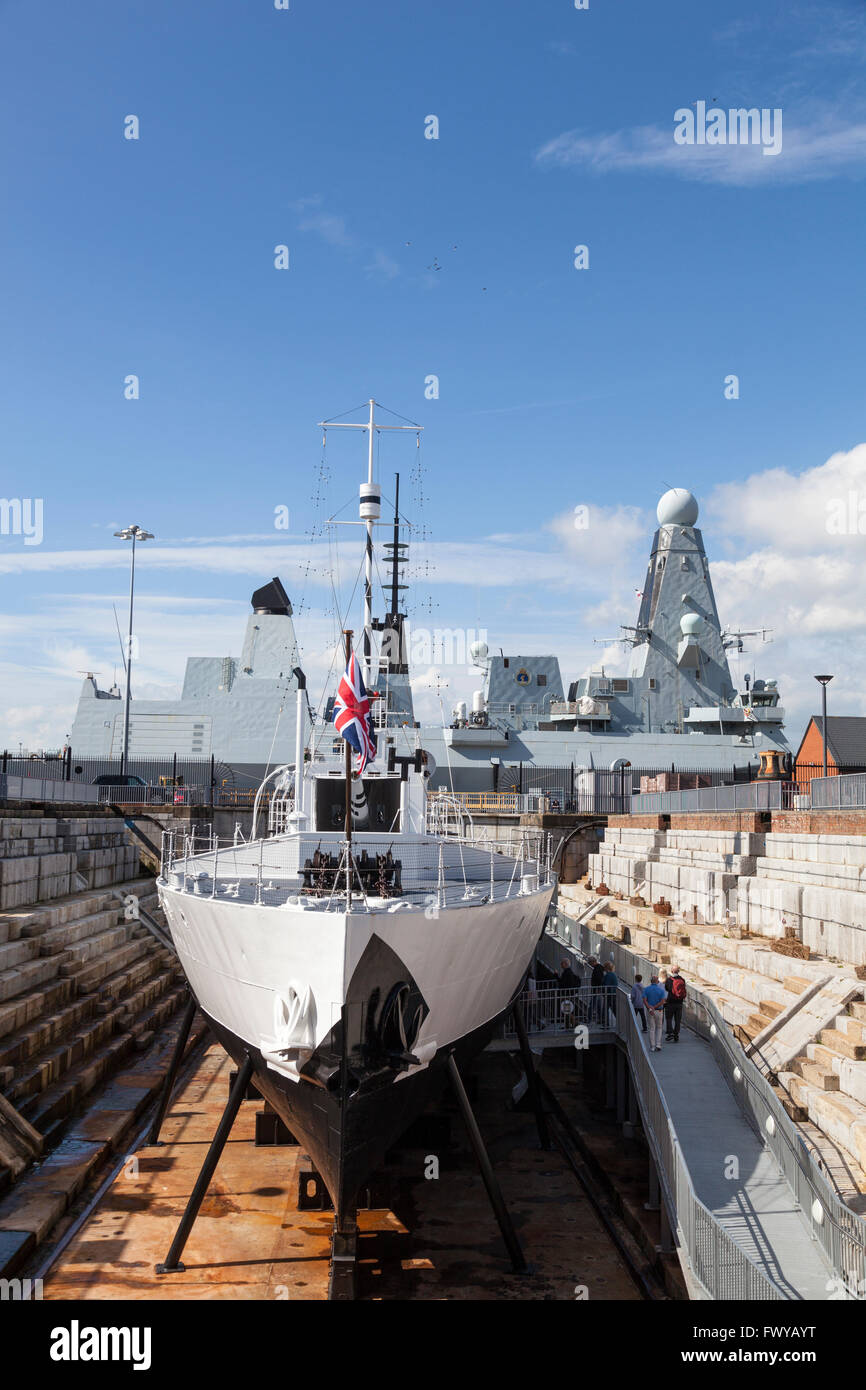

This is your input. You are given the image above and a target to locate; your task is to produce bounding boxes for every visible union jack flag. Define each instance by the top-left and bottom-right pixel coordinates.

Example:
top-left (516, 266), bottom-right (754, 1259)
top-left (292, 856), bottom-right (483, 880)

top-left (333, 652), bottom-right (377, 775)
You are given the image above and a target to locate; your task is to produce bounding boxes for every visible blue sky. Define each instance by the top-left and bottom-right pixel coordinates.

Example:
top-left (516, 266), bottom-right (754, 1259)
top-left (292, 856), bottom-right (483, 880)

top-left (1, 0), bottom-right (865, 746)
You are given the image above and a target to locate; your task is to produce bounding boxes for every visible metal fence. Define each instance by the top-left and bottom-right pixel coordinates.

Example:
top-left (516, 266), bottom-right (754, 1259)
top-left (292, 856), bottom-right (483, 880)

top-left (632, 769), bottom-right (866, 816)
top-left (0, 774), bottom-right (100, 804)
top-left (810, 771), bottom-right (866, 811)
top-left (504, 986), bottom-right (616, 1037)
top-left (0, 752), bottom-right (237, 789)
top-left (547, 905), bottom-right (866, 1299)
top-left (631, 780), bottom-right (793, 815)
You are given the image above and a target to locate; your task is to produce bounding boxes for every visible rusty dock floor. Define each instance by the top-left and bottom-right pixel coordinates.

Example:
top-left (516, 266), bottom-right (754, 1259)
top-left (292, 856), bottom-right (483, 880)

top-left (42, 1042), bottom-right (645, 1301)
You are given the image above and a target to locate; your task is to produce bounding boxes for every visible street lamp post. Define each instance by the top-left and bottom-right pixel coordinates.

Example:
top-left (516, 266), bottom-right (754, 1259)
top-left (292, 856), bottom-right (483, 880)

top-left (114, 525), bottom-right (154, 776)
top-left (814, 675), bottom-right (833, 779)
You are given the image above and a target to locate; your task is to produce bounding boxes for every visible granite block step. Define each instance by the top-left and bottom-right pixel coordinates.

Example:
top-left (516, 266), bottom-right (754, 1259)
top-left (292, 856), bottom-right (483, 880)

top-left (0, 956), bottom-right (62, 1006)
top-left (20, 1034), bottom-right (135, 1135)
top-left (0, 995), bottom-right (97, 1072)
top-left (0, 938), bottom-right (41, 973)
top-left (818, 1028), bottom-right (866, 1060)
top-left (790, 1057), bottom-right (839, 1090)
top-left (57, 924), bottom-right (133, 973)
top-left (0, 979), bottom-right (75, 1043)
top-left (36, 907), bottom-right (122, 956)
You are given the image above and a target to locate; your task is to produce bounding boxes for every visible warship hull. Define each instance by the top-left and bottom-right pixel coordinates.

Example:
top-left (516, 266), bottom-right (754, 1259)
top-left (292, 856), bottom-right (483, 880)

top-left (158, 878), bottom-right (555, 1217)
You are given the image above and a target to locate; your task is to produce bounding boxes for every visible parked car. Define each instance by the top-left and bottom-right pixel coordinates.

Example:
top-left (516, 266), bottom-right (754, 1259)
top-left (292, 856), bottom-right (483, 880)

top-left (93, 774), bottom-right (147, 788)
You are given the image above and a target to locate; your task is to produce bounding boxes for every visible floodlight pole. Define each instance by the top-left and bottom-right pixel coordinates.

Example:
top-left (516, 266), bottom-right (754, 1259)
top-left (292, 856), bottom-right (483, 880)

top-left (815, 675), bottom-right (833, 778)
top-left (114, 525), bottom-right (154, 776)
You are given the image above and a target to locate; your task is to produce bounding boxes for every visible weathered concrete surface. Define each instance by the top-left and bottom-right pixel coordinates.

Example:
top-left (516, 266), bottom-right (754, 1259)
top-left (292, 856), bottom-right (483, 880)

top-left (42, 1046), bottom-right (648, 1302)
top-left (359, 1050), bottom-right (645, 1301)
top-left (42, 1046), bottom-right (334, 1301)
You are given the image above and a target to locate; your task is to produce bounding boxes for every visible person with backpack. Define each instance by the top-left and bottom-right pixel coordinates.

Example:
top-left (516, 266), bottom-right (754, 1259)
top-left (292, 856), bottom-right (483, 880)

top-left (666, 966), bottom-right (687, 1042)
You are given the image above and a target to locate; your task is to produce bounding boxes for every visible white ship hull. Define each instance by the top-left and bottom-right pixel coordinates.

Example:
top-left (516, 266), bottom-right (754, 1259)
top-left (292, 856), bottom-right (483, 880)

top-left (157, 827), bottom-right (554, 1218)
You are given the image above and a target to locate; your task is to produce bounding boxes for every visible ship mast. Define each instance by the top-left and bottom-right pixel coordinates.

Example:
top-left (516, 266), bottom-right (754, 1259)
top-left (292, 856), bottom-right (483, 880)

top-left (320, 399), bottom-right (422, 688)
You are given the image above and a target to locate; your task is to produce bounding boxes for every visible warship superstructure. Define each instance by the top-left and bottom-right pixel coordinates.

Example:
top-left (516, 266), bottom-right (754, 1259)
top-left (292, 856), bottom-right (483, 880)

top-left (420, 487), bottom-right (788, 790)
top-left (69, 578), bottom-right (304, 781)
top-left (68, 485), bottom-right (787, 792)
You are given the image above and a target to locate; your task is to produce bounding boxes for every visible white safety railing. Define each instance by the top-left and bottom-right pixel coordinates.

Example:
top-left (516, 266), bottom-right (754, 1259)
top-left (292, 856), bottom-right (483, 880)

top-left (159, 826), bottom-right (555, 913)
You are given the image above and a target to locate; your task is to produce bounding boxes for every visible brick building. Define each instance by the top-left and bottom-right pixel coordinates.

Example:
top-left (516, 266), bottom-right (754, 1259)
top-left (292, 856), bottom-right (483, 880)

top-left (794, 715), bottom-right (866, 787)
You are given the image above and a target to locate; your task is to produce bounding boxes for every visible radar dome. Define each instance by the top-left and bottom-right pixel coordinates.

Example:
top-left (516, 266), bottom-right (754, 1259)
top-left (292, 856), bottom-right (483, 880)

top-left (680, 612), bottom-right (703, 637)
top-left (469, 640), bottom-right (489, 664)
top-left (657, 488), bottom-right (699, 527)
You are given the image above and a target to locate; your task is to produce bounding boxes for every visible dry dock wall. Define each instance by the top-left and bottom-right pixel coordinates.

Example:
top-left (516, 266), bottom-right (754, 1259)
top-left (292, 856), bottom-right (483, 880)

top-left (591, 813), bottom-right (866, 967)
top-left (0, 803), bottom-right (187, 1236)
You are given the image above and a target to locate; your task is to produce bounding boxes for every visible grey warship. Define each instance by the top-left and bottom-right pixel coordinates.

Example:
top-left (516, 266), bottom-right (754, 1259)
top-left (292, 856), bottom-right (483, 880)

top-left (68, 486), bottom-right (787, 792)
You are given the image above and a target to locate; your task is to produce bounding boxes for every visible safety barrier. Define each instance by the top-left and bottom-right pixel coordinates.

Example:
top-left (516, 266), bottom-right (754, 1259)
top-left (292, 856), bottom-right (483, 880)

top-left (544, 906), bottom-right (866, 1299)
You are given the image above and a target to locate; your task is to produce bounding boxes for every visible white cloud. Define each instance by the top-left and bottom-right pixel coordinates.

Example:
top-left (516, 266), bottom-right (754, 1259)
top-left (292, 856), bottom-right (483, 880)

top-left (704, 443), bottom-right (866, 737)
top-left (536, 113), bottom-right (866, 186)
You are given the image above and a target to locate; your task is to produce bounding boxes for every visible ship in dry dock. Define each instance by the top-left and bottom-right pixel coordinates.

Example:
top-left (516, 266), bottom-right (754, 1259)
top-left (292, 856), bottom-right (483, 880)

top-left (155, 403), bottom-right (556, 1267)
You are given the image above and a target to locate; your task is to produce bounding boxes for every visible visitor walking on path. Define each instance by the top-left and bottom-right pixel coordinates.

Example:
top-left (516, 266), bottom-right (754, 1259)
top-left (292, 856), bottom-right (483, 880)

top-left (630, 973), bottom-right (647, 1032)
top-left (644, 975), bottom-right (667, 1051)
top-left (589, 955), bottom-right (605, 1022)
top-left (659, 969), bottom-right (672, 1038)
top-left (666, 967), bottom-right (687, 1042)
top-left (602, 960), bottom-right (618, 1027)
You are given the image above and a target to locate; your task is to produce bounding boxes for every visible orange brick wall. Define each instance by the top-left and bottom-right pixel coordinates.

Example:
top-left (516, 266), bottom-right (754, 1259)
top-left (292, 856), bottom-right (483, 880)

top-left (795, 718), bottom-right (838, 785)
top-left (607, 809), bottom-right (866, 836)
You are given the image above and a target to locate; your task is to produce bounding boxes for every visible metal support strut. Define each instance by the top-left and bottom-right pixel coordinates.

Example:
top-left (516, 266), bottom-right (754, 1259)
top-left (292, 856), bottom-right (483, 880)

top-left (148, 992), bottom-right (198, 1146)
top-left (155, 1054), bottom-right (254, 1274)
top-left (511, 998), bottom-right (551, 1151)
top-left (447, 1051), bottom-right (529, 1275)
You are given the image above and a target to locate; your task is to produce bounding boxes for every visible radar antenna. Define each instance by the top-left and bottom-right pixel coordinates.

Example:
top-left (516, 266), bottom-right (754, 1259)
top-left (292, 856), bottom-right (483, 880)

top-left (721, 627), bottom-right (773, 654)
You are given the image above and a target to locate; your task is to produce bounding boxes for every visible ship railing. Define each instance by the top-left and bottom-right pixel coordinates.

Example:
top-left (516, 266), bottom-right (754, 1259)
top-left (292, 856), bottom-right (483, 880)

top-left (547, 906), bottom-right (865, 1300)
top-left (158, 828), bottom-right (555, 910)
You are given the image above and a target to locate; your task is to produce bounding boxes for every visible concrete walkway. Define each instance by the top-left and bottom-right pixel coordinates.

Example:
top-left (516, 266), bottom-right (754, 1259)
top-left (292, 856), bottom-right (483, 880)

top-left (648, 1026), bottom-right (833, 1299)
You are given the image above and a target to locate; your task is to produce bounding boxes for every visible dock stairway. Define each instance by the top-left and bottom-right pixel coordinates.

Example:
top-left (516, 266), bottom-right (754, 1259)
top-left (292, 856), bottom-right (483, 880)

top-left (0, 809), bottom-right (186, 1216)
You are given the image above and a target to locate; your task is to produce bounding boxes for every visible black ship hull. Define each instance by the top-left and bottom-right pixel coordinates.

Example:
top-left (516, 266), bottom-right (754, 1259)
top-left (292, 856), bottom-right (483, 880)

top-left (203, 1003), bottom-right (504, 1223)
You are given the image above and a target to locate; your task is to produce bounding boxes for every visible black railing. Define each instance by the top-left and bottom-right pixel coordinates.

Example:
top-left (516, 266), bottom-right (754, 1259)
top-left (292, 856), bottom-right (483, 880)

top-left (0, 750), bottom-right (236, 790)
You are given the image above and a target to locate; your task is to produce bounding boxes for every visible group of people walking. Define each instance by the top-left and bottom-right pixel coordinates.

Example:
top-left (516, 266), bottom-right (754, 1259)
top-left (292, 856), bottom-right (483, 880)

top-left (629, 968), bottom-right (687, 1051)
top-left (528, 954), bottom-right (687, 1046)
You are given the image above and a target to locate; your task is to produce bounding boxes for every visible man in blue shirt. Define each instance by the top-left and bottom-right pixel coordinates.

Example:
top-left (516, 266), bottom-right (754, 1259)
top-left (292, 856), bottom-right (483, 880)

top-left (643, 975), bottom-right (667, 1052)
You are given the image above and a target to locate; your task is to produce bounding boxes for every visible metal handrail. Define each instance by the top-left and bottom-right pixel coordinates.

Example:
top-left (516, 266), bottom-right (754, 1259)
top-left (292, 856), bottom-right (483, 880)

top-left (631, 781), bottom-right (793, 814)
top-left (810, 770), bottom-right (866, 810)
top-left (547, 905), bottom-right (864, 1298)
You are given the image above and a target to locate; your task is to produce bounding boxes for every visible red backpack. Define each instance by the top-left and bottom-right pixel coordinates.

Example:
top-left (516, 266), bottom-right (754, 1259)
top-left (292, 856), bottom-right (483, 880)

top-left (671, 975), bottom-right (687, 1001)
